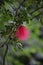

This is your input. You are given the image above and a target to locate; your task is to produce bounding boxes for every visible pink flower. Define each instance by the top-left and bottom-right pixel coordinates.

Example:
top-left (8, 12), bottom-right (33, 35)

top-left (16, 25), bottom-right (30, 41)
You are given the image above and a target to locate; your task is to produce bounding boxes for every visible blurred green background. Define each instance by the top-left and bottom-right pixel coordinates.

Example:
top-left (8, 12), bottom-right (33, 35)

top-left (0, 0), bottom-right (43, 65)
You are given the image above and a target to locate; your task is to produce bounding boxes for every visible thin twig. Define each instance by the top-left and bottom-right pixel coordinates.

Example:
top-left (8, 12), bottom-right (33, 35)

top-left (32, 13), bottom-right (41, 19)
top-left (30, 6), bottom-right (43, 14)
top-left (13, 0), bottom-right (26, 25)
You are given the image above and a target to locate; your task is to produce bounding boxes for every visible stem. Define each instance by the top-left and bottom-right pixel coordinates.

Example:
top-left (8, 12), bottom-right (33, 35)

top-left (3, 44), bottom-right (8, 65)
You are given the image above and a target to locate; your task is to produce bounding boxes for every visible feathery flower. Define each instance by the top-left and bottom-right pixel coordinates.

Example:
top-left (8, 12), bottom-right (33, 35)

top-left (16, 25), bottom-right (30, 41)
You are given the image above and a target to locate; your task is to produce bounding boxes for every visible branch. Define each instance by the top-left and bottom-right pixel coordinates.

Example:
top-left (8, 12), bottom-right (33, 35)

top-left (15, 0), bottom-right (26, 16)
top-left (32, 13), bottom-right (41, 19)
top-left (3, 44), bottom-right (8, 65)
top-left (30, 6), bottom-right (43, 14)
top-left (0, 38), bottom-right (8, 48)
top-left (0, 29), bottom-right (13, 48)
top-left (0, 0), bottom-right (25, 48)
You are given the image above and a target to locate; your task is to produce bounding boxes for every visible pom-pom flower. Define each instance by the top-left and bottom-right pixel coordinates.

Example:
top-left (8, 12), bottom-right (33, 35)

top-left (16, 25), bottom-right (30, 41)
